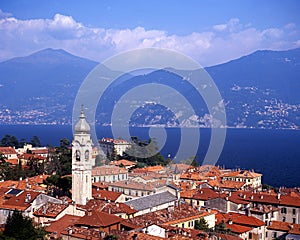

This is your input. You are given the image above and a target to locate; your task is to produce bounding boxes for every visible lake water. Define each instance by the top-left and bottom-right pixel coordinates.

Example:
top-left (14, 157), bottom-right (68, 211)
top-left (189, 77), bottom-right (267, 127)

top-left (0, 125), bottom-right (299, 187)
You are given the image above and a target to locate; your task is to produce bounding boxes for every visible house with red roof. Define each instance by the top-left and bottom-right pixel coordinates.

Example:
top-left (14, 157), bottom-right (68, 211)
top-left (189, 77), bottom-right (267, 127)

top-left (221, 169), bottom-right (262, 189)
top-left (0, 190), bottom-right (63, 225)
top-left (216, 212), bottom-right (266, 239)
top-left (181, 187), bottom-right (219, 207)
top-left (0, 146), bottom-right (18, 165)
top-left (267, 220), bottom-right (300, 239)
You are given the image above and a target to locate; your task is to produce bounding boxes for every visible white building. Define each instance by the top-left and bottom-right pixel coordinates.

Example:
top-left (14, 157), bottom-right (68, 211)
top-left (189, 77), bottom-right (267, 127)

top-left (99, 138), bottom-right (131, 156)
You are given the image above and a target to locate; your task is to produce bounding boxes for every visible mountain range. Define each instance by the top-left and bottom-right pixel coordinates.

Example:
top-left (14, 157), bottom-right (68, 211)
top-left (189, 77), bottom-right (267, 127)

top-left (0, 48), bottom-right (299, 129)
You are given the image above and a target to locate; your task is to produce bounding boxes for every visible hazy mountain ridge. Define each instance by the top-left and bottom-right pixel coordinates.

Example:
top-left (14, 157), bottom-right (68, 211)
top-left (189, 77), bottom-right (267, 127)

top-left (0, 48), bottom-right (299, 129)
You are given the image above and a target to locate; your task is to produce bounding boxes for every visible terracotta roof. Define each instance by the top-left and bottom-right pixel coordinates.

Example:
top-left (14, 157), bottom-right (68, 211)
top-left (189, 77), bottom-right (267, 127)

top-left (159, 224), bottom-right (208, 239)
top-left (92, 165), bottom-right (128, 175)
top-left (133, 165), bottom-right (165, 173)
top-left (31, 148), bottom-right (48, 155)
top-left (267, 221), bottom-right (300, 235)
top-left (76, 209), bottom-right (122, 228)
top-left (110, 159), bottom-right (136, 167)
top-left (45, 214), bottom-right (81, 238)
top-left (181, 187), bottom-right (219, 201)
top-left (0, 147), bottom-right (17, 155)
top-left (108, 179), bottom-right (167, 191)
top-left (180, 173), bottom-right (206, 181)
top-left (225, 223), bottom-right (253, 234)
top-left (222, 170), bottom-right (262, 178)
top-left (214, 233), bottom-right (243, 240)
top-left (117, 231), bottom-right (165, 240)
top-left (230, 190), bottom-right (300, 207)
top-left (92, 189), bottom-right (122, 202)
top-left (123, 203), bottom-right (215, 228)
top-left (92, 182), bottom-right (108, 189)
top-left (19, 153), bottom-right (46, 160)
top-left (216, 212), bottom-right (265, 228)
top-left (5, 159), bottom-right (18, 165)
top-left (33, 201), bottom-right (68, 218)
top-left (77, 199), bottom-right (137, 215)
top-left (61, 225), bottom-right (104, 240)
top-left (2, 190), bottom-right (40, 210)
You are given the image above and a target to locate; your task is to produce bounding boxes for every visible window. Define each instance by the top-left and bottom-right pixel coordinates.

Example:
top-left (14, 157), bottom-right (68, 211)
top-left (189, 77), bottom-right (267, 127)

top-left (266, 232), bottom-right (268, 237)
top-left (293, 218), bottom-right (296, 224)
top-left (182, 223), bottom-right (184, 228)
top-left (75, 150), bottom-right (80, 161)
top-left (281, 207), bottom-right (287, 214)
top-left (283, 216), bottom-right (286, 222)
top-left (85, 150), bottom-right (89, 160)
top-left (249, 232), bottom-right (252, 239)
top-left (293, 209), bottom-right (296, 215)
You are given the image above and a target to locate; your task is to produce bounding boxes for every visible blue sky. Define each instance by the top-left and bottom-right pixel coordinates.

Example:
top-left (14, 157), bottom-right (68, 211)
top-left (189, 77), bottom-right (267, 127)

top-left (0, 0), bottom-right (300, 66)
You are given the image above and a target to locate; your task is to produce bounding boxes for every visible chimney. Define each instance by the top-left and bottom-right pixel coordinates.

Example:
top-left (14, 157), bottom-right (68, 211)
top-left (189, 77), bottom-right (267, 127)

top-left (100, 231), bottom-right (106, 238)
top-left (277, 193), bottom-right (281, 200)
top-left (87, 210), bottom-right (92, 216)
top-left (132, 233), bottom-right (138, 240)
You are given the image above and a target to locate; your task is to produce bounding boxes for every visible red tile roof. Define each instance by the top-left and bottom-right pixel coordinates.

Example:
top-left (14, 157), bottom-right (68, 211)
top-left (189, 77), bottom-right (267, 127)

top-left (123, 203), bottom-right (216, 228)
top-left (110, 159), bottom-right (136, 167)
top-left (0, 147), bottom-right (17, 155)
top-left (267, 221), bottom-right (300, 235)
top-left (230, 190), bottom-right (300, 207)
top-left (45, 214), bottom-right (81, 238)
top-left (92, 165), bottom-right (128, 175)
top-left (92, 182), bottom-right (108, 189)
top-left (33, 201), bottom-right (68, 218)
top-left (221, 170), bottom-right (262, 178)
top-left (76, 209), bottom-right (122, 228)
top-left (181, 187), bottom-right (219, 201)
top-left (2, 190), bottom-right (40, 211)
top-left (216, 212), bottom-right (265, 228)
top-left (19, 153), bottom-right (46, 161)
top-left (77, 199), bottom-right (137, 215)
top-left (92, 189), bottom-right (122, 202)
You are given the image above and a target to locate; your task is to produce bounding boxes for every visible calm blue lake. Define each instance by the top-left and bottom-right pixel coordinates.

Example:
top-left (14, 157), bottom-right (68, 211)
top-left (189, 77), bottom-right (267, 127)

top-left (0, 125), bottom-right (299, 187)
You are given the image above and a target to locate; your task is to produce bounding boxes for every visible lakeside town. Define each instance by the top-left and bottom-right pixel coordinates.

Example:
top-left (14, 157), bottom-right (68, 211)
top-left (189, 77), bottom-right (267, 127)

top-left (0, 110), bottom-right (299, 240)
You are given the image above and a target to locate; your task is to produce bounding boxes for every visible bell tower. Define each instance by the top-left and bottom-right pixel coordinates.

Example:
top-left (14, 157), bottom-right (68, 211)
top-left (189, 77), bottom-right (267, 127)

top-left (72, 107), bottom-right (93, 205)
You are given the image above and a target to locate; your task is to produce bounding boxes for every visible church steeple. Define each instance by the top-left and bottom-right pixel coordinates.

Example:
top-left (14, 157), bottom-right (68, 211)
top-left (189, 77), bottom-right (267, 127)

top-left (72, 107), bottom-right (93, 205)
top-left (74, 105), bottom-right (90, 134)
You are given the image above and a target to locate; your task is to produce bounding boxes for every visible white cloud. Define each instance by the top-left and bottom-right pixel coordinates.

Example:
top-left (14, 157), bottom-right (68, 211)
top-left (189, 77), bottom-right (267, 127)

top-left (0, 9), bottom-right (12, 19)
top-left (0, 11), bottom-right (299, 66)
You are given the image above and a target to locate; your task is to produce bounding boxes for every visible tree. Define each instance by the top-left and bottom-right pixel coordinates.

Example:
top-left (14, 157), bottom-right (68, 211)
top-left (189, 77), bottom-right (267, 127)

top-left (3, 210), bottom-right (46, 240)
top-left (123, 137), bottom-right (167, 166)
top-left (0, 134), bottom-right (19, 147)
top-left (195, 218), bottom-right (210, 232)
top-left (214, 220), bottom-right (232, 234)
top-left (30, 136), bottom-right (42, 147)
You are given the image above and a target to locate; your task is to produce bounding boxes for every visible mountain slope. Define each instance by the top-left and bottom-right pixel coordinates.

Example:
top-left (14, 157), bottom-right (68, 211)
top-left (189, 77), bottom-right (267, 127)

top-left (0, 47), bottom-right (299, 128)
top-left (0, 48), bottom-right (98, 124)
